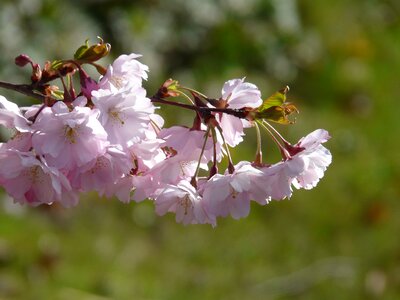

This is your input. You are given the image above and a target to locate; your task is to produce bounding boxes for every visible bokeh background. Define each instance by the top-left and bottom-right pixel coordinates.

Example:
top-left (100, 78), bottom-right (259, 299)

top-left (0, 0), bottom-right (400, 299)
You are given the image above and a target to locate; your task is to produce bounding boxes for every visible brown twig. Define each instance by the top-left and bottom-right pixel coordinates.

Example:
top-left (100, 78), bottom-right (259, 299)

top-left (150, 96), bottom-right (247, 119)
top-left (0, 81), bottom-right (46, 102)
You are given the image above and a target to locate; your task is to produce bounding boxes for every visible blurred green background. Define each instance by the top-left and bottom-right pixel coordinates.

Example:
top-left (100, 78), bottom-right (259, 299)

top-left (1, 0), bottom-right (400, 299)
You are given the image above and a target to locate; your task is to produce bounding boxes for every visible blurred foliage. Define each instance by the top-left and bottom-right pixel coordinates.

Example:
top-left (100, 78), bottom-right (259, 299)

top-left (1, 0), bottom-right (400, 299)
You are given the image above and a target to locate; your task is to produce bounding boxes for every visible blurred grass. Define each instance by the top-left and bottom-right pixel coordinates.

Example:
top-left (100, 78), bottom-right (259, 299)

top-left (1, 0), bottom-right (400, 299)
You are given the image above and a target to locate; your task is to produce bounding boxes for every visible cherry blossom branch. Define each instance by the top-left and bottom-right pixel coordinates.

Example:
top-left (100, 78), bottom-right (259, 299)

top-left (0, 41), bottom-right (333, 226)
top-left (0, 81), bottom-right (46, 102)
top-left (150, 95), bottom-right (247, 119)
top-left (0, 80), bottom-right (248, 120)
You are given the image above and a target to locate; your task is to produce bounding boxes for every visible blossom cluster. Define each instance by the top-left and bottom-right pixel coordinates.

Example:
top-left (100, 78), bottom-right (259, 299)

top-left (0, 42), bottom-right (331, 226)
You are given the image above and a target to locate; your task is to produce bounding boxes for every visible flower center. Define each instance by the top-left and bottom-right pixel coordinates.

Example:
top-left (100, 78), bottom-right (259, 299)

top-left (64, 126), bottom-right (78, 144)
top-left (179, 195), bottom-right (192, 215)
top-left (109, 76), bottom-right (124, 89)
top-left (179, 161), bottom-right (191, 177)
top-left (230, 187), bottom-right (239, 199)
top-left (11, 130), bottom-right (29, 143)
top-left (90, 156), bottom-right (107, 174)
top-left (109, 110), bottom-right (125, 125)
top-left (28, 165), bottom-right (44, 184)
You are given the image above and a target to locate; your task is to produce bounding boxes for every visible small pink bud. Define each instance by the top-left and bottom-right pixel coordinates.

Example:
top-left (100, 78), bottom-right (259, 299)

top-left (157, 79), bottom-right (180, 98)
top-left (15, 54), bottom-right (33, 67)
top-left (31, 64), bottom-right (42, 83)
top-left (79, 68), bottom-right (99, 100)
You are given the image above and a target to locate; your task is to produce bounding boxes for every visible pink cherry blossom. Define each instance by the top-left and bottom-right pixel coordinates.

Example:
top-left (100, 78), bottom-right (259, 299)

top-left (159, 126), bottom-right (223, 163)
top-left (2, 131), bottom-right (32, 152)
top-left (130, 174), bottom-right (156, 202)
top-left (202, 161), bottom-right (267, 221)
top-left (254, 129), bottom-right (332, 200)
top-left (0, 149), bottom-right (78, 207)
top-left (99, 53), bottom-right (149, 91)
top-left (215, 114), bottom-right (245, 148)
top-left (0, 96), bottom-right (33, 151)
top-left (127, 151), bottom-right (200, 203)
top-left (155, 180), bottom-right (213, 226)
top-left (221, 78), bottom-right (263, 109)
top-left (91, 87), bottom-right (154, 146)
top-left (69, 145), bottom-right (132, 194)
top-left (146, 155), bottom-right (198, 187)
top-left (288, 129), bottom-right (332, 190)
top-left (127, 138), bottom-right (166, 172)
top-left (32, 100), bottom-right (108, 170)
top-left (0, 95), bottom-right (32, 132)
top-left (215, 78), bottom-right (262, 147)
top-left (256, 162), bottom-right (294, 200)
top-left (109, 175), bottom-right (136, 203)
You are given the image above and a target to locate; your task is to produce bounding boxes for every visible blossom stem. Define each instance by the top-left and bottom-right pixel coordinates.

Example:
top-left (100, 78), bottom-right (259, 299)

top-left (27, 103), bottom-right (46, 122)
top-left (216, 124), bottom-right (235, 173)
top-left (262, 120), bottom-right (291, 146)
top-left (58, 70), bottom-right (72, 102)
top-left (254, 122), bottom-right (262, 165)
top-left (89, 62), bottom-right (107, 75)
top-left (66, 74), bottom-right (76, 99)
top-left (190, 126), bottom-right (211, 188)
top-left (257, 120), bottom-right (291, 160)
top-left (209, 127), bottom-right (218, 178)
top-left (177, 90), bottom-right (195, 105)
top-left (179, 86), bottom-right (208, 99)
top-left (149, 117), bottom-right (162, 135)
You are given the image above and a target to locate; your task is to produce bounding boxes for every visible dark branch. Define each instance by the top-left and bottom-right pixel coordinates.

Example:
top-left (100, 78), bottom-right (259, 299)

top-left (0, 81), bottom-right (46, 102)
top-left (150, 96), bottom-right (247, 119)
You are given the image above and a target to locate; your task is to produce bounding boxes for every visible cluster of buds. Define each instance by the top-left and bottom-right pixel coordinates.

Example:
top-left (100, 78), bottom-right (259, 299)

top-left (0, 39), bottom-right (331, 226)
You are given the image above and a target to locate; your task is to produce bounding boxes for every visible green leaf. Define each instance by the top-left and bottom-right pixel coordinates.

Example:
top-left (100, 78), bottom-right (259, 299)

top-left (255, 103), bottom-right (298, 124)
top-left (73, 39), bottom-right (90, 60)
top-left (50, 60), bottom-right (64, 70)
top-left (259, 86), bottom-right (289, 111)
top-left (50, 90), bottom-right (64, 100)
top-left (255, 86), bottom-right (298, 124)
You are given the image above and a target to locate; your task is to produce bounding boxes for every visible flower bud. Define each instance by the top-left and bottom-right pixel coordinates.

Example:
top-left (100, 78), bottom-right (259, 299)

top-left (157, 79), bottom-right (180, 98)
top-left (31, 64), bottom-right (42, 83)
top-left (74, 38), bottom-right (111, 63)
top-left (79, 68), bottom-right (99, 100)
top-left (15, 54), bottom-right (33, 67)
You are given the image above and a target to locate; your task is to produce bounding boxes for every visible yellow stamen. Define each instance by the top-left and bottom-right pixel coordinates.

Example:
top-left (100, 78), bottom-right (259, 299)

top-left (231, 187), bottom-right (238, 199)
top-left (109, 110), bottom-right (125, 125)
top-left (109, 76), bottom-right (124, 89)
top-left (64, 126), bottom-right (78, 144)
top-left (179, 195), bottom-right (192, 215)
